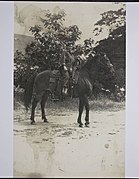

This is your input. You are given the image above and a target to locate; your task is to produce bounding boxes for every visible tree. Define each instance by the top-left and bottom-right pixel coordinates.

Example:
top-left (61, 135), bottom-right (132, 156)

top-left (14, 8), bottom-right (82, 89)
top-left (28, 8), bottom-right (82, 70)
top-left (93, 6), bottom-right (126, 89)
top-left (93, 7), bottom-right (125, 38)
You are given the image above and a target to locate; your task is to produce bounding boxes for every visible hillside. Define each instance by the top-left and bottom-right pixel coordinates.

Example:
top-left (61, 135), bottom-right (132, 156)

top-left (14, 34), bottom-right (34, 54)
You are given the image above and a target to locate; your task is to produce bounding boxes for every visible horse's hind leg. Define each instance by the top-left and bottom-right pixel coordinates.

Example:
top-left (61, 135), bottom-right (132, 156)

top-left (30, 97), bottom-right (38, 125)
top-left (41, 92), bottom-right (48, 123)
top-left (77, 97), bottom-right (84, 127)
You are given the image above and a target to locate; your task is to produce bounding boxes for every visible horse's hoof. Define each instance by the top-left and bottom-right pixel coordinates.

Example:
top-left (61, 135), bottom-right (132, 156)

top-left (79, 124), bottom-right (83, 128)
top-left (31, 121), bottom-right (35, 125)
top-left (44, 119), bottom-right (48, 123)
top-left (85, 124), bottom-right (90, 128)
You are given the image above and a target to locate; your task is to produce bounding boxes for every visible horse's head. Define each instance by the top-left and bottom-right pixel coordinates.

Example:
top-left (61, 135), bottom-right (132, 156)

top-left (94, 52), bottom-right (119, 96)
top-left (96, 52), bottom-right (115, 77)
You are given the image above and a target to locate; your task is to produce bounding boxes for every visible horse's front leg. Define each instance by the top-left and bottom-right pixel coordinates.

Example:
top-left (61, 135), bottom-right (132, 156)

top-left (30, 98), bottom-right (38, 125)
top-left (41, 92), bottom-right (48, 123)
top-left (85, 96), bottom-right (90, 127)
top-left (77, 97), bottom-right (84, 127)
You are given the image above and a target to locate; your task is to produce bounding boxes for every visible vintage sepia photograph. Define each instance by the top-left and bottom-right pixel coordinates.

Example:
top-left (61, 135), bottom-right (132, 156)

top-left (14, 2), bottom-right (126, 178)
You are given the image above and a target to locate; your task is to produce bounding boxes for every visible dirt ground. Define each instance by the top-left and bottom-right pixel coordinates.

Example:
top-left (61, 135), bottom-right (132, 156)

top-left (14, 106), bottom-right (125, 178)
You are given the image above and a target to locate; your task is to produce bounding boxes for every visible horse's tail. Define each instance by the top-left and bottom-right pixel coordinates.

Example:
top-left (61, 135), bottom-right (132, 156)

top-left (24, 74), bottom-right (36, 111)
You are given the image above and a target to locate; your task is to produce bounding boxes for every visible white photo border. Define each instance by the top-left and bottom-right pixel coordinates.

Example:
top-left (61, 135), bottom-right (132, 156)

top-left (0, 1), bottom-right (14, 177)
top-left (0, 1), bottom-right (139, 177)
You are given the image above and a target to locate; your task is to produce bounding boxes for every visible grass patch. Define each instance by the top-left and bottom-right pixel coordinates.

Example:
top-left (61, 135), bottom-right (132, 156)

top-left (14, 95), bottom-right (125, 113)
top-left (14, 96), bottom-right (125, 121)
top-left (89, 99), bottom-right (125, 112)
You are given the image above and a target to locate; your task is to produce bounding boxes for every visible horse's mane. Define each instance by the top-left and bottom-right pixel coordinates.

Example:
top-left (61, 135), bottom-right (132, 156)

top-left (80, 53), bottom-right (98, 71)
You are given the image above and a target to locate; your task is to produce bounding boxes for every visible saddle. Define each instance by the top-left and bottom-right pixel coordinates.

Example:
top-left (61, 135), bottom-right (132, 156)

top-left (48, 70), bottom-right (61, 98)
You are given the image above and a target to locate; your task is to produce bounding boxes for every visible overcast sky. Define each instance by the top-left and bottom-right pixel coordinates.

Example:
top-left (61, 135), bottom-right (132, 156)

top-left (14, 2), bottom-right (125, 44)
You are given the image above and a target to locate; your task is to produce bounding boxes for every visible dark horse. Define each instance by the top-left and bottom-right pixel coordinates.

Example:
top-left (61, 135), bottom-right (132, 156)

top-left (74, 52), bottom-right (116, 127)
top-left (24, 51), bottom-right (75, 125)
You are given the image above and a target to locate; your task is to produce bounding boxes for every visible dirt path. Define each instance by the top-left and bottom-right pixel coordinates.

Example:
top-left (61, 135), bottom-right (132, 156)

top-left (14, 110), bottom-right (125, 178)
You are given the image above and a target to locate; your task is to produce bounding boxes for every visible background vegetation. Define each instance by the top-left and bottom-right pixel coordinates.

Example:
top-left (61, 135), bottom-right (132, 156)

top-left (14, 6), bottom-right (126, 99)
